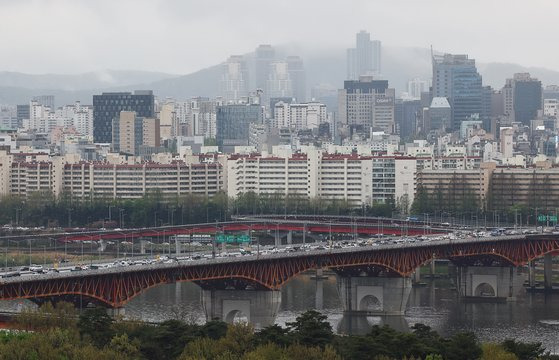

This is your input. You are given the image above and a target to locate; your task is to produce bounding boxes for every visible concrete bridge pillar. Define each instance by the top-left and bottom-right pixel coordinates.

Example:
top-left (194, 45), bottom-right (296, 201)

top-left (140, 240), bottom-right (149, 255)
top-left (175, 236), bottom-right (181, 255)
top-left (201, 289), bottom-right (281, 329)
top-left (274, 230), bottom-right (280, 247)
top-left (97, 240), bottom-right (106, 253)
top-left (315, 276), bottom-right (324, 310)
top-left (544, 253), bottom-right (553, 291)
top-left (528, 261), bottom-right (536, 288)
top-left (336, 276), bottom-right (412, 316)
top-left (286, 231), bottom-right (293, 245)
top-left (412, 268), bottom-right (421, 284)
top-left (107, 307), bottom-right (125, 317)
top-left (456, 266), bottom-right (525, 301)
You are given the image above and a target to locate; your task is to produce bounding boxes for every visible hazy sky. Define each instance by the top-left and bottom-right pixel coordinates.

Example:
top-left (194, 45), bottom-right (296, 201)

top-left (1, 0), bottom-right (557, 74)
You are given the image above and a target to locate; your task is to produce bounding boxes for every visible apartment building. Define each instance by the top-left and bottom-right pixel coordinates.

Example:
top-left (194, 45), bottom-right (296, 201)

top-left (227, 149), bottom-right (416, 208)
top-left (490, 164), bottom-right (559, 211)
top-left (416, 163), bottom-right (495, 209)
top-left (0, 150), bottom-right (223, 199)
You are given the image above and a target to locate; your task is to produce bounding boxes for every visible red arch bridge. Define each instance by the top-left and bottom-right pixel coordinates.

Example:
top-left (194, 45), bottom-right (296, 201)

top-left (0, 234), bottom-right (557, 309)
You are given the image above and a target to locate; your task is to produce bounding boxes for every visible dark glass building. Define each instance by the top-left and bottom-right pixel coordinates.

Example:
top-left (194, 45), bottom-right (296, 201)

top-left (16, 105), bottom-right (30, 128)
top-left (395, 99), bottom-right (421, 138)
top-left (432, 54), bottom-right (482, 130)
top-left (514, 80), bottom-right (542, 124)
top-left (92, 91), bottom-right (154, 143)
top-left (216, 104), bottom-right (263, 152)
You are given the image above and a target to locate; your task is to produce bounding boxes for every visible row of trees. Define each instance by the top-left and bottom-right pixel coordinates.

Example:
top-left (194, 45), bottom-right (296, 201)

top-left (9, 303), bottom-right (555, 360)
top-left (0, 191), bottom-right (397, 228)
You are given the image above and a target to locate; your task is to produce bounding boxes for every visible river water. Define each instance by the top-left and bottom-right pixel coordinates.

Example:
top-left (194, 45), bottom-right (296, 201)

top-left (1, 273), bottom-right (557, 352)
top-left (120, 274), bottom-right (559, 353)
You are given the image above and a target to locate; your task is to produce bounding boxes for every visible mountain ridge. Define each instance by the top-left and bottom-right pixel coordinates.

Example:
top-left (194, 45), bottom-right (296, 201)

top-left (2, 46), bottom-right (559, 106)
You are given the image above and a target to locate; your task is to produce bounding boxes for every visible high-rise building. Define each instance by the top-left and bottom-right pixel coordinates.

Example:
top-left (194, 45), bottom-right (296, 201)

top-left (219, 55), bottom-right (249, 102)
top-left (432, 53), bottom-right (482, 130)
top-left (502, 73), bottom-right (543, 124)
top-left (428, 97), bottom-right (452, 132)
top-left (513, 74), bottom-right (542, 124)
top-left (407, 78), bottom-right (431, 99)
top-left (273, 101), bottom-right (327, 131)
top-left (0, 106), bottom-right (18, 129)
top-left (286, 56), bottom-right (306, 102)
top-left (253, 45), bottom-right (275, 92)
top-left (32, 95), bottom-right (55, 110)
top-left (267, 61), bottom-right (293, 101)
top-left (16, 105), bottom-right (30, 128)
top-left (347, 30), bottom-right (381, 80)
top-left (395, 99), bottom-right (421, 138)
top-left (93, 91), bottom-right (154, 143)
top-left (338, 76), bottom-right (395, 133)
top-left (216, 103), bottom-right (263, 152)
top-left (158, 102), bottom-right (176, 140)
top-left (112, 111), bottom-right (160, 156)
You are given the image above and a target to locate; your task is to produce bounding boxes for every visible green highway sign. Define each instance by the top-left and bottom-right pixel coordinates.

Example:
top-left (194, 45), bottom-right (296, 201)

top-left (537, 215), bottom-right (558, 222)
top-left (216, 234), bottom-right (251, 244)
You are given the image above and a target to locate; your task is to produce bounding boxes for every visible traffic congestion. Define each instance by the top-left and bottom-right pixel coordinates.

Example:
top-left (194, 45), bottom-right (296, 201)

top-left (0, 223), bottom-right (546, 281)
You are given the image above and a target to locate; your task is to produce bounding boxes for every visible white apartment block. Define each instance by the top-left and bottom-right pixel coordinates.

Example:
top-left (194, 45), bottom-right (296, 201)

top-left (0, 151), bottom-right (224, 199)
top-left (227, 149), bottom-right (417, 208)
top-left (273, 101), bottom-right (327, 131)
top-left (227, 151), bottom-right (372, 206)
top-left (24, 101), bottom-right (93, 137)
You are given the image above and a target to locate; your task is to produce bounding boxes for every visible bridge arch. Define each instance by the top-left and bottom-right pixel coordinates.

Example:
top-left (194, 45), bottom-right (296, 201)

top-left (474, 283), bottom-right (496, 297)
top-left (358, 294), bottom-right (383, 312)
top-left (224, 309), bottom-right (249, 324)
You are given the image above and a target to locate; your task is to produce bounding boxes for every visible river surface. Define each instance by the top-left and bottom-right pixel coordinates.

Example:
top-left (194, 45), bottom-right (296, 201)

top-left (121, 274), bottom-right (559, 353)
top-left (1, 274), bottom-right (558, 352)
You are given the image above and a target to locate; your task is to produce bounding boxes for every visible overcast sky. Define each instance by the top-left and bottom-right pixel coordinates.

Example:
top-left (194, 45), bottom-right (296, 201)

top-left (1, 0), bottom-right (557, 75)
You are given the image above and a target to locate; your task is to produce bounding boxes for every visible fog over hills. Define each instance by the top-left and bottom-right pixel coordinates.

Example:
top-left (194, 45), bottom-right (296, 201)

top-left (1, 46), bottom-right (559, 106)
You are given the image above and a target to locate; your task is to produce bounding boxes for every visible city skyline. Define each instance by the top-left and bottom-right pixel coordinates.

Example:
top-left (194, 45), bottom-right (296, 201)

top-left (1, 0), bottom-right (559, 75)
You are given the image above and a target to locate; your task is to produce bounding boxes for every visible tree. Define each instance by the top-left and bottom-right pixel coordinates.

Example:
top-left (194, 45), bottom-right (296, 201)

top-left (482, 343), bottom-right (518, 360)
top-left (443, 332), bottom-right (482, 360)
top-left (78, 307), bottom-right (115, 348)
top-left (501, 339), bottom-right (545, 360)
top-left (108, 333), bottom-right (142, 359)
top-left (286, 310), bottom-right (333, 348)
top-left (255, 324), bottom-right (292, 347)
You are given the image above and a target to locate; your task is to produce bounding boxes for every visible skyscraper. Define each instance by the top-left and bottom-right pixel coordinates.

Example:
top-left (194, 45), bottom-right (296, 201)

top-left (347, 31), bottom-right (381, 80)
top-left (432, 53), bottom-right (482, 130)
top-left (216, 103), bottom-right (263, 152)
top-left (338, 76), bottom-right (395, 134)
top-left (512, 73), bottom-right (542, 124)
top-left (267, 61), bottom-right (293, 100)
top-left (32, 95), bottom-right (55, 110)
top-left (112, 111), bottom-right (160, 156)
top-left (253, 45), bottom-right (275, 92)
top-left (219, 55), bottom-right (249, 102)
top-left (502, 73), bottom-right (543, 124)
top-left (286, 56), bottom-right (306, 102)
top-left (93, 91), bottom-right (155, 143)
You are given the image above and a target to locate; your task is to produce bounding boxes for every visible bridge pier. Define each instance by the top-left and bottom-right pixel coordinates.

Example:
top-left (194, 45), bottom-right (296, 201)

top-left (140, 240), bottom-right (149, 255)
top-left (412, 268), bottom-right (421, 284)
top-left (544, 253), bottom-right (553, 291)
top-left (201, 289), bottom-right (281, 329)
top-left (97, 240), bottom-right (106, 252)
top-left (106, 307), bottom-right (125, 317)
top-left (175, 236), bottom-right (181, 255)
top-left (336, 276), bottom-right (412, 316)
top-left (286, 231), bottom-right (292, 245)
top-left (528, 261), bottom-right (536, 288)
top-left (456, 266), bottom-right (525, 301)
